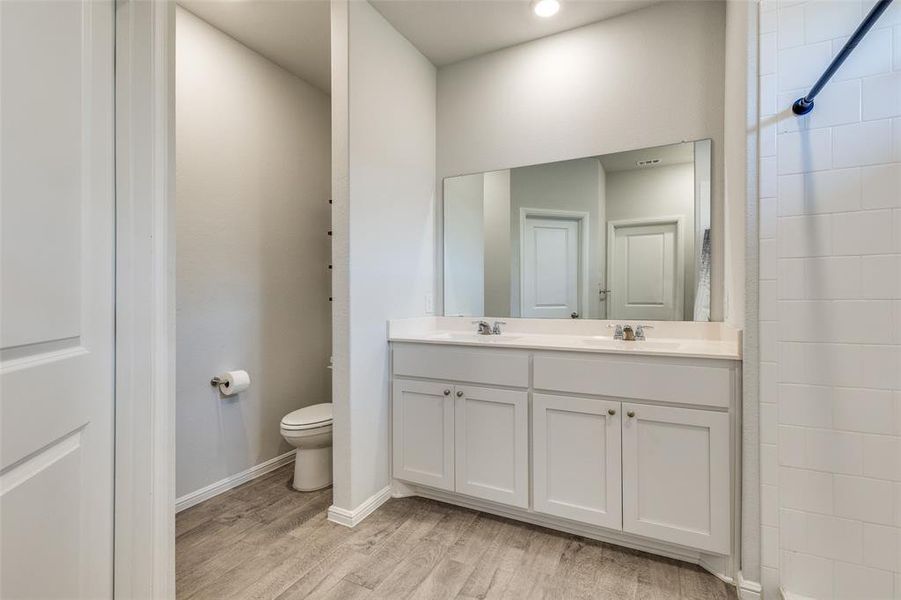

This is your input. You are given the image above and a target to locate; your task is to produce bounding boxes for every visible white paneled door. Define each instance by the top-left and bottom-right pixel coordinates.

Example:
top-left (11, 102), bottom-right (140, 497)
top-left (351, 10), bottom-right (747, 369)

top-left (521, 216), bottom-right (581, 318)
top-left (621, 403), bottom-right (730, 554)
top-left (533, 394), bottom-right (622, 529)
top-left (607, 219), bottom-right (683, 321)
top-left (1, 1), bottom-right (115, 597)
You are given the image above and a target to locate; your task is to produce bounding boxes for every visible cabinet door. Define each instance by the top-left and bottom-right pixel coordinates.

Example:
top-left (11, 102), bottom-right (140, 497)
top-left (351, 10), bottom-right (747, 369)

top-left (454, 385), bottom-right (529, 508)
top-left (622, 403), bottom-right (730, 554)
top-left (392, 380), bottom-right (455, 491)
top-left (533, 394), bottom-right (622, 529)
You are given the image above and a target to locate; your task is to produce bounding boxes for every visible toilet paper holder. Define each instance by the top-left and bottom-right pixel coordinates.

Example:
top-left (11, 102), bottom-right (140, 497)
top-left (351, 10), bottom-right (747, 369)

top-left (210, 370), bottom-right (251, 396)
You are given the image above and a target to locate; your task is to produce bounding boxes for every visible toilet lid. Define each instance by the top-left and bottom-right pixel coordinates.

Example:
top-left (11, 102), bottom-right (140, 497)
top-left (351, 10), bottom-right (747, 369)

top-left (281, 403), bottom-right (332, 430)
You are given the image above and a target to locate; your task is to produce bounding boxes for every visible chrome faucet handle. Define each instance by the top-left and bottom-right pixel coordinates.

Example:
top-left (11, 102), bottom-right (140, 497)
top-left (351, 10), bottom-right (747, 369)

top-left (491, 321), bottom-right (507, 335)
top-left (607, 323), bottom-right (624, 340)
top-left (635, 324), bottom-right (654, 341)
top-left (471, 320), bottom-right (492, 335)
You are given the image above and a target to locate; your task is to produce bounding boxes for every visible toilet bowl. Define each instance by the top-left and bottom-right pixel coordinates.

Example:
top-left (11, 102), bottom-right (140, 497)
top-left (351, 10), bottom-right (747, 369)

top-left (280, 403), bottom-right (333, 491)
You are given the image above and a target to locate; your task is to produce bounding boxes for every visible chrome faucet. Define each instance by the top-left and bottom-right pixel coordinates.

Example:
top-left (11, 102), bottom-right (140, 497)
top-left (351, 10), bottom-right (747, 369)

top-left (472, 320), bottom-right (492, 335)
top-left (472, 320), bottom-right (506, 335)
top-left (635, 324), bottom-right (654, 341)
top-left (608, 323), bottom-right (653, 341)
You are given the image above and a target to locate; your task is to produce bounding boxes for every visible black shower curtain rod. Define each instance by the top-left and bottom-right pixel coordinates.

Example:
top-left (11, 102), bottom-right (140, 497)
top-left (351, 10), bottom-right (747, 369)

top-left (792, 0), bottom-right (894, 115)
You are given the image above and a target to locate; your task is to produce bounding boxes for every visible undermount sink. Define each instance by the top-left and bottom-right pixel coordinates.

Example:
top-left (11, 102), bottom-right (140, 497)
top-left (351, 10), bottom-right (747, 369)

top-left (425, 332), bottom-right (522, 343)
top-left (581, 336), bottom-right (683, 351)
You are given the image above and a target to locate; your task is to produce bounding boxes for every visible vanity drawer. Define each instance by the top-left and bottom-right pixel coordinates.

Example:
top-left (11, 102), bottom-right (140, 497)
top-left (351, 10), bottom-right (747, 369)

top-left (393, 343), bottom-right (529, 388)
top-left (533, 353), bottom-right (733, 409)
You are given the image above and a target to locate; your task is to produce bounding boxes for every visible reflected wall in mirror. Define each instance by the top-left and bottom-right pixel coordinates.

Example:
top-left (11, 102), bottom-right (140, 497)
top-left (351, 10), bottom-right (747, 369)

top-left (443, 140), bottom-right (712, 322)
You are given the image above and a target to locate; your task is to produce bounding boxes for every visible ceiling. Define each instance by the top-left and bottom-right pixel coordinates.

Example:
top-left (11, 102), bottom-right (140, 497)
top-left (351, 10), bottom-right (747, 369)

top-left (370, 0), bottom-right (661, 66)
top-left (179, 0), bottom-right (331, 93)
top-left (178, 0), bottom-right (665, 93)
top-left (598, 141), bottom-right (695, 173)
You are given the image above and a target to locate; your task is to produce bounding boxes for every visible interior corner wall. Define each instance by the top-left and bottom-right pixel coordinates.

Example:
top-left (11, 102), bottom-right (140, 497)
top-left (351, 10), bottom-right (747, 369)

top-left (436, 0), bottom-right (727, 320)
top-left (340, 0), bottom-right (437, 510)
top-left (175, 6), bottom-right (332, 499)
top-left (723, 0), bottom-right (759, 593)
top-left (724, 1), bottom-right (752, 330)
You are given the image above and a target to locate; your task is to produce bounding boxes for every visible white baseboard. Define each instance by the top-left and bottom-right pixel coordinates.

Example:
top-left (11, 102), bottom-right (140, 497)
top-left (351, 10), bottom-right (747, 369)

top-left (175, 450), bottom-right (296, 513)
top-left (737, 572), bottom-right (762, 600)
top-left (327, 485), bottom-right (392, 528)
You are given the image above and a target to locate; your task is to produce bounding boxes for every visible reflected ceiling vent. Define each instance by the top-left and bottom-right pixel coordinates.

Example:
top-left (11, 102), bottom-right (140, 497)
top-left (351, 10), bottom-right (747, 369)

top-left (636, 158), bottom-right (661, 167)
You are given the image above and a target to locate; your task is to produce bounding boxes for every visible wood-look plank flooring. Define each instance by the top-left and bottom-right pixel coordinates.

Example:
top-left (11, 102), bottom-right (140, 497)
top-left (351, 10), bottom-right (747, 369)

top-left (177, 464), bottom-right (738, 600)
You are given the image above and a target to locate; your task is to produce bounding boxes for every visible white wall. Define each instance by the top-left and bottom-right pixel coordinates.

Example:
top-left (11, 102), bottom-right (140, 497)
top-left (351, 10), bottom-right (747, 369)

top-left (758, 1), bottom-right (901, 598)
top-left (605, 162), bottom-right (697, 320)
top-left (724, 1), bottom-right (752, 329)
top-left (437, 0), bottom-right (727, 320)
top-left (332, 0), bottom-right (437, 511)
top-left (175, 7), bottom-right (331, 498)
top-left (509, 158), bottom-right (605, 318)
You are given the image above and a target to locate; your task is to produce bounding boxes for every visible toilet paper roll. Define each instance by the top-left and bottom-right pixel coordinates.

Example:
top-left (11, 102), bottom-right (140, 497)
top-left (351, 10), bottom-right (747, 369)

top-left (216, 370), bottom-right (250, 396)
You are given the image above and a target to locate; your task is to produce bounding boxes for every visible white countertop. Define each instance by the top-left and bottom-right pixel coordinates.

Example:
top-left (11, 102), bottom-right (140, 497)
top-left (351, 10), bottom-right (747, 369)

top-left (388, 317), bottom-right (741, 361)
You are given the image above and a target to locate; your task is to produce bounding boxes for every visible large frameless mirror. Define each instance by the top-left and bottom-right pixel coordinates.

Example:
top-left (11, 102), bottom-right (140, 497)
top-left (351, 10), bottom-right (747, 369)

top-left (443, 139), bottom-right (713, 322)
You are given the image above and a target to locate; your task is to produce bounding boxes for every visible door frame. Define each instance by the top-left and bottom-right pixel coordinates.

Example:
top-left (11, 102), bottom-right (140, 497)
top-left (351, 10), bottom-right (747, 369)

top-left (518, 207), bottom-right (590, 319)
top-left (114, 1), bottom-right (176, 598)
top-left (606, 215), bottom-right (685, 321)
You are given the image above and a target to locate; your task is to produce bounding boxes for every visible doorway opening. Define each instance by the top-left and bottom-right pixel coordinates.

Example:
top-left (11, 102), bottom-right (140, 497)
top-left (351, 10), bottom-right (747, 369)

top-left (172, 3), bottom-right (333, 597)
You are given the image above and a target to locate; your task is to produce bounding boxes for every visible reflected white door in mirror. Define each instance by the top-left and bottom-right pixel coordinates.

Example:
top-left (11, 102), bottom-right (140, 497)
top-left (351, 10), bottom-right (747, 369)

top-left (607, 216), bottom-right (684, 321)
top-left (388, 316), bottom-right (741, 585)
top-left (520, 210), bottom-right (587, 319)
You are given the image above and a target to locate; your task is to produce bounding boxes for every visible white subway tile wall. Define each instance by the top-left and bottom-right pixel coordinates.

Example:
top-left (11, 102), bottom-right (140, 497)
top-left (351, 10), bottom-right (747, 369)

top-left (760, 1), bottom-right (901, 598)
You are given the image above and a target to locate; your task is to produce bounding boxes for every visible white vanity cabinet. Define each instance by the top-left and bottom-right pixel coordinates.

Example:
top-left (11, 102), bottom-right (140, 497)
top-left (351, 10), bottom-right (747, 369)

top-left (391, 344), bottom-right (531, 506)
top-left (390, 339), bottom-right (739, 563)
top-left (392, 381), bottom-right (529, 506)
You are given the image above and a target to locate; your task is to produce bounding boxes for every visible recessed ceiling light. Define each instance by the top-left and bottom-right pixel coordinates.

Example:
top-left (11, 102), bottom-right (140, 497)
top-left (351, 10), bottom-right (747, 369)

top-left (532, 0), bottom-right (560, 18)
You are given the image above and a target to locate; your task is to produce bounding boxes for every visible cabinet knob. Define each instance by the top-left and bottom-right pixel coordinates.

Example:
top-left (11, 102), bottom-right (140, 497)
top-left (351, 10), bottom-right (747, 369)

top-left (627, 411), bottom-right (636, 418)
top-left (608, 408), bottom-right (616, 416)
top-left (456, 390), bottom-right (464, 397)
top-left (443, 389), bottom-right (451, 396)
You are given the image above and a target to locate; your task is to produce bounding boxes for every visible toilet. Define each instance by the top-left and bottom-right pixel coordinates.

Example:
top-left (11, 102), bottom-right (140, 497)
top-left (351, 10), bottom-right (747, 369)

top-left (280, 402), bottom-right (333, 491)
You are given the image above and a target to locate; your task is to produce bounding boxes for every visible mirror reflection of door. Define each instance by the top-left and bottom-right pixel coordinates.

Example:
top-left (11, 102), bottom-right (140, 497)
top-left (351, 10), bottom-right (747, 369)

top-left (521, 215), bottom-right (582, 318)
top-left (607, 218), bottom-right (684, 321)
